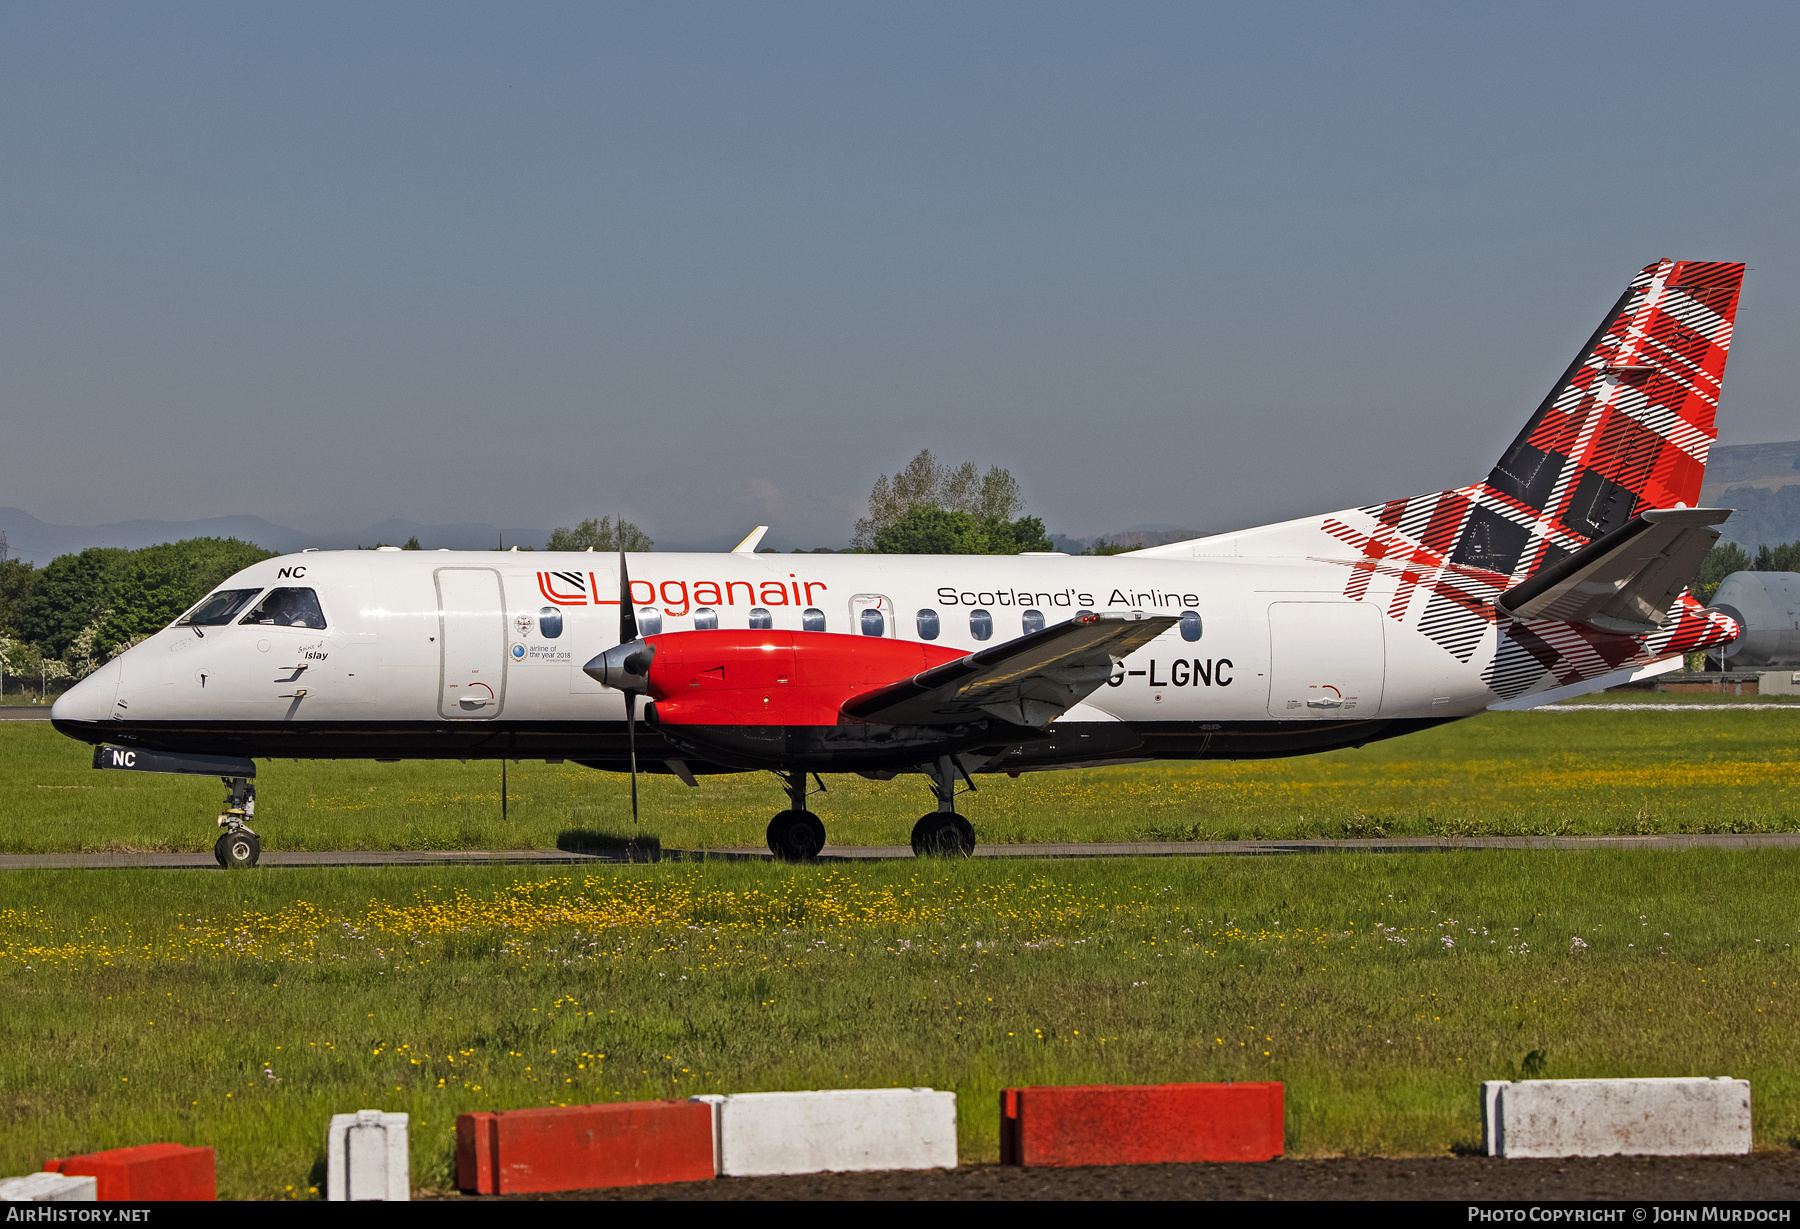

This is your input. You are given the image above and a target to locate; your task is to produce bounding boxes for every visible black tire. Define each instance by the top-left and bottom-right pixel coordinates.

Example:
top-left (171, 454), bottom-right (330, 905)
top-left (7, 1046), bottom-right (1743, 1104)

top-left (911, 811), bottom-right (975, 858)
top-left (216, 831), bottom-right (260, 869)
top-left (766, 809), bottom-right (826, 862)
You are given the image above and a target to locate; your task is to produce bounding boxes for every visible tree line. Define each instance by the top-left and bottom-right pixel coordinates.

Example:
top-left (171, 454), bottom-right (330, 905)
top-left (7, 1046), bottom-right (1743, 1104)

top-left (0, 538), bottom-right (276, 695)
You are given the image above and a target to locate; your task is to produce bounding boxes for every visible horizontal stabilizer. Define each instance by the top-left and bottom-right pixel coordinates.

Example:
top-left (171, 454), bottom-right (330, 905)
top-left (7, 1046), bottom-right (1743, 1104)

top-left (841, 613), bottom-right (1177, 727)
top-left (1495, 507), bottom-right (1730, 634)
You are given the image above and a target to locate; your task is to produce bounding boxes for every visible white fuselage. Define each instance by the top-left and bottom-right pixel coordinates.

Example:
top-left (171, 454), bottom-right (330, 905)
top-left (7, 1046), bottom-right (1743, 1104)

top-left (55, 546), bottom-right (1497, 741)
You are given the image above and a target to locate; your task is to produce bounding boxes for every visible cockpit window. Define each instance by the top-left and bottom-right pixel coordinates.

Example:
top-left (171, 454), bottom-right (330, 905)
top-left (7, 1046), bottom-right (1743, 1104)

top-left (178, 588), bottom-right (262, 627)
top-left (239, 587), bottom-right (328, 630)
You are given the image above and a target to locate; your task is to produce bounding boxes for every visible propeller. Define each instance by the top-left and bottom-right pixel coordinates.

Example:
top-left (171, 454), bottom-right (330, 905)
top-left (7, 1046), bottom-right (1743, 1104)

top-left (582, 550), bottom-right (655, 825)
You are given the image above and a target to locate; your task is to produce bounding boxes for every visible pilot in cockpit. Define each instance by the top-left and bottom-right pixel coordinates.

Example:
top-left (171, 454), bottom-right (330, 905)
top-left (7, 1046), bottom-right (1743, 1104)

top-left (248, 588), bottom-right (327, 630)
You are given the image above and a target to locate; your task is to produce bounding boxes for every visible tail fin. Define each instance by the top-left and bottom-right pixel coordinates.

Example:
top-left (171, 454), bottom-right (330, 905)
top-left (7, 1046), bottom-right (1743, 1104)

top-left (1454, 258), bottom-right (1745, 582)
top-left (1128, 260), bottom-right (1748, 700)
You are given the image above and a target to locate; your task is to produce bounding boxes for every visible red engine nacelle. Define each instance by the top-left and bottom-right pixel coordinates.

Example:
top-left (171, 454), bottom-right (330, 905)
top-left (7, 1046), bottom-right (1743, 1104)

top-left (641, 630), bottom-right (968, 728)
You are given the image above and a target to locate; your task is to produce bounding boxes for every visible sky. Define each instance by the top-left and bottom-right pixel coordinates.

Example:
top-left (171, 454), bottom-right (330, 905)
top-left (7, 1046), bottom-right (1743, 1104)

top-left (2, 2), bottom-right (1796, 551)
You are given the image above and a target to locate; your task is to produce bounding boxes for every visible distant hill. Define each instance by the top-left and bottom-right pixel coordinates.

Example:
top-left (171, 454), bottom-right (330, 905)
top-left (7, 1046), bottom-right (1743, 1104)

top-left (1701, 441), bottom-right (1800, 548)
top-left (0, 508), bottom-right (552, 566)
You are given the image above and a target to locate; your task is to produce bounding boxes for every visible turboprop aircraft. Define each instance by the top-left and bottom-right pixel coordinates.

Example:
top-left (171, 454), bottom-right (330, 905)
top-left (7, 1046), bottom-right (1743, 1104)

top-left (53, 259), bottom-right (1746, 867)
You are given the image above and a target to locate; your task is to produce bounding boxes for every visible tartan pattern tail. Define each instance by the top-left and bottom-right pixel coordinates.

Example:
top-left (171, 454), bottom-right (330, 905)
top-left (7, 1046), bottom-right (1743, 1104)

top-left (1453, 258), bottom-right (1744, 582)
top-left (1308, 260), bottom-right (1746, 698)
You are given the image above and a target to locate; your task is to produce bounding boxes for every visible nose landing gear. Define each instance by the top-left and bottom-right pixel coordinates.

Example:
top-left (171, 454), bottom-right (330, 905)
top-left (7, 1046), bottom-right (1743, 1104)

top-left (910, 755), bottom-right (976, 858)
top-left (214, 776), bottom-right (260, 868)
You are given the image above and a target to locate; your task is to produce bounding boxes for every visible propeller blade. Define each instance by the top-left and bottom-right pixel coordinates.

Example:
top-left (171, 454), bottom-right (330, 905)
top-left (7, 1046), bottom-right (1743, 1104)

top-left (618, 548), bottom-right (641, 824)
top-left (627, 689), bottom-right (639, 825)
top-left (618, 549), bottom-right (638, 644)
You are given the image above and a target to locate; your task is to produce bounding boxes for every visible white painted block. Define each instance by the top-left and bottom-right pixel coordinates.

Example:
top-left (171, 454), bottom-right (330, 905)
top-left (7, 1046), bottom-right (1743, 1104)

top-left (692, 1088), bottom-right (958, 1176)
top-left (1482, 1078), bottom-right (1751, 1158)
top-left (0, 1173), bottom-right (97, 1201)
top-left (327, 1109), bottom-right (411, 1201)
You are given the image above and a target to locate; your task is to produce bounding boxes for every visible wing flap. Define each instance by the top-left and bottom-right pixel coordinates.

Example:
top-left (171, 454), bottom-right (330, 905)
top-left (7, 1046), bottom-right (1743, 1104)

top-left (840, 613), bottom-right (1178, 727)
top-left (1496, 507), bottom-right (1730, 633)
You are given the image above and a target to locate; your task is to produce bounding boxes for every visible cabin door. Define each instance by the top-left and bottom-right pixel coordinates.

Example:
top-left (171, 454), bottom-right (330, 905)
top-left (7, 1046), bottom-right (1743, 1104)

top-left (436, 568), bottom-right (508, 719)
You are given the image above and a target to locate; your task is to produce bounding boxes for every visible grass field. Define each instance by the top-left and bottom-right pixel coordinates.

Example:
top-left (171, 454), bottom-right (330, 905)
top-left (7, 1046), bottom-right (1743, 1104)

top-left (5, 707), bottom-right (1800, 853)
top-left (3, 851), bottom-right (1796, 1197)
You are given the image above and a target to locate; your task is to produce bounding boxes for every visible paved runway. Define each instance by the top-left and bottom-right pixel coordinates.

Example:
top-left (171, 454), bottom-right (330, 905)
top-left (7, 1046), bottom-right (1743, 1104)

top-left (0, 708), bottom-right (51, 721)
top-left (5, 831), bottom-right (1799, 870)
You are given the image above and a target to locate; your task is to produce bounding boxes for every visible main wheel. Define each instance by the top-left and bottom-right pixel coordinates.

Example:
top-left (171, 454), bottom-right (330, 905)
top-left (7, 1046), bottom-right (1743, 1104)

top-left (215, 831), bottom-right (260, 869)
top-left (911, 811), bottom-right (975, 858)
top-left (766, 809), bottom-right (826, 862)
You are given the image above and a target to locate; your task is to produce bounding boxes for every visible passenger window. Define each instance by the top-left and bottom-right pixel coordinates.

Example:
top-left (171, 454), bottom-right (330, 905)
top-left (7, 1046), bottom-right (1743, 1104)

top-left (240, 587), bottom-right (327, 630)
top-left (637, 607), bottom-right (663, 636)
top-left (969, 609), bottom-right (993, 641)
top-left (802, 607), bottom-right (825, 632)
top-left (538, 606), bottom-right (564, 639)
top-left (179, 588), bottom-right (262, 627)
top-left (749, 607), bottom-right (773, 630)
top-left (860, 607), bottom-right (886, 637)
top-left (1180, 610), bottom-right (1203, 642)
top-left (916, 609), bottom-right (940, 640)
top-left (693, 607), bottom-right (718, 630)
top-left (1021, 609), bottom-right (1045, 634)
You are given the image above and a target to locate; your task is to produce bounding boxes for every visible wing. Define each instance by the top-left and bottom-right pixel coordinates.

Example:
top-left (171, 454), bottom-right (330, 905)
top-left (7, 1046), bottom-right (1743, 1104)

top-left (1495, 507), bottom-right (1730, 634)
top-left (839, 612), bottom-right (1178, 727)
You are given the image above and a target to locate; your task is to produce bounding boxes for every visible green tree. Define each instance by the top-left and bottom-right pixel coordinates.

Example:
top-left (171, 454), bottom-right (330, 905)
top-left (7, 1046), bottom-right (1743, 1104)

top-left (871, 505), bottom-right (1053, 555)
top-left (1752, 541), bottom-right (1800, 572)
top-left (402, 536), bottom-right (422, 550)
top-left (546, 516), bottom-right (654, 552)
top-left (1080, 539), bottom-right (1134, 557)
top-left (17, 547), bottom-right (128, 659)
top-left (1692, 542), bottom-right (1750, 603)
top-left (0, 558), bottom-right (37, 639)
top-left (854, 450), bottom-right (1028, 549)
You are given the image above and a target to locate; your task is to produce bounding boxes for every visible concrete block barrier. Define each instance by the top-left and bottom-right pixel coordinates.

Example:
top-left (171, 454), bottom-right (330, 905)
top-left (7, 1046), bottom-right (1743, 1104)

top-left (45, 1144), bottom-right (215, 1201)
top-left (456, 1101), bottom-right (714, 1194)
top-left (327, 1110), bottom-right (411, 1201)
top-left (692, 1089), bottom-right (958, 1176)
top-left (1482, 1078), bottom-right (1752, 1158)
top-left (1000, 1083), bottom-right (1284, 1166)
top-left (0, 1173), bottom-right (97, 1202)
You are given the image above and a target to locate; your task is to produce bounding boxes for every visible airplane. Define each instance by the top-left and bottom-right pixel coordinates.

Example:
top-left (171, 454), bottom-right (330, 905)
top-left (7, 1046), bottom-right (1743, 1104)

top-left (52, 258), bottom-right (1747, 867)
top-left (1706, 570), bottom-right (1800, 670)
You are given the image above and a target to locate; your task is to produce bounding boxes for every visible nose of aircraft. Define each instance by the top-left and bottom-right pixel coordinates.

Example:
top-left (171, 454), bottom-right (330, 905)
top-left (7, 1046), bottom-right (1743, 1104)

top-left (51, 656), bottom-right (122, 725)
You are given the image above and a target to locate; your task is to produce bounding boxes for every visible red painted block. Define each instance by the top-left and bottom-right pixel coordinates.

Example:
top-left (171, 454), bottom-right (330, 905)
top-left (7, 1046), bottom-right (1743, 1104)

top-left (46, 1144), bottom-right (216, 1200)
top-left (1000, 1083), bottom-right (1283, 1166)
top-left (456, 1101), bottom-right (714, 1194)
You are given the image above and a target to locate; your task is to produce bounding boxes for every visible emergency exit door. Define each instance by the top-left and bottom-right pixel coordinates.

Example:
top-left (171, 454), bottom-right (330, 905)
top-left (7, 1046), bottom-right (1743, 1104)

top-left (436, 568), bottom-right (508, 719)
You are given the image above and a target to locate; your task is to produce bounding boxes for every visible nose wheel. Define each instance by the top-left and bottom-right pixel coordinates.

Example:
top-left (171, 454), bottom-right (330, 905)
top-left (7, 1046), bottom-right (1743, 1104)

top-left (215, 776), bottom-right (261, 868)
top-left (215, 829), bottom-right (261, 868)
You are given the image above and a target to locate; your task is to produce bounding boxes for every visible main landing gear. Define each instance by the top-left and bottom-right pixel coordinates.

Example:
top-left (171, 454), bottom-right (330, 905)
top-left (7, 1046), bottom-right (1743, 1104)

top-left (214, 776), bottom-right (260, 869)
top-left (765, 759), bottom-right (979, 861)
top-left (766, 770), bottom-right (827, 862)
top-left (910, 755), bottom-right (976, 858)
